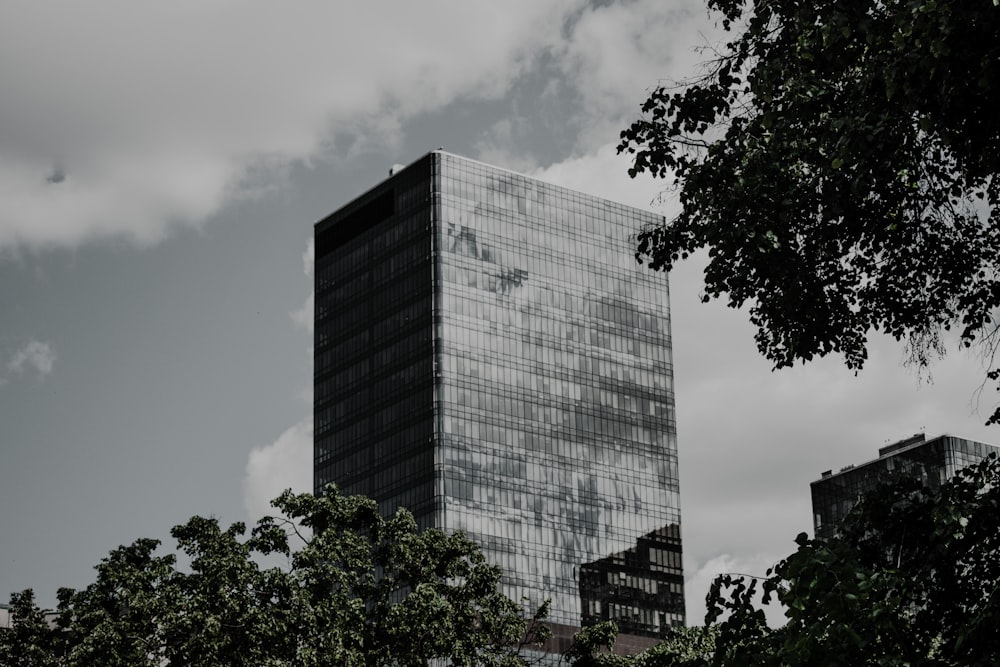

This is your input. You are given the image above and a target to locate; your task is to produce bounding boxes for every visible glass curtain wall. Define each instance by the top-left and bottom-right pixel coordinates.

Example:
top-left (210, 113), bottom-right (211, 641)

top-left (432, 153), bottom-right (682, 633)
top-left (315, 151), bottom-right (684, 638)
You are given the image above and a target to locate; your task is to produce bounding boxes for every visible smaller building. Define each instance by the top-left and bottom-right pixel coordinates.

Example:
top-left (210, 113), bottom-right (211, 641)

top-left (810, 433), bottom-right (1000, 540)
top-left (579, 522), bottom-right (684, 643)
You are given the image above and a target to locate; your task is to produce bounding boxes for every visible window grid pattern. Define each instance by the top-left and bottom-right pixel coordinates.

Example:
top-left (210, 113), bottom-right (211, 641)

top-left (314, 157), bottom-right (437, 526)
top-left (314, 152), bottom-right (683, 639)
top-left (433, 153), bottom-right (681, 633)
top-left (811, 435), bottom-right (1000, 540)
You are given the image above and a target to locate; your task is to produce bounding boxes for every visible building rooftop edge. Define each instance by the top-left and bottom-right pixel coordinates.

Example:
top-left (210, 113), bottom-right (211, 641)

top-left (314, 149), bottom-right (667, 228)
top-left (809, 433), bottom-right (1000, 486)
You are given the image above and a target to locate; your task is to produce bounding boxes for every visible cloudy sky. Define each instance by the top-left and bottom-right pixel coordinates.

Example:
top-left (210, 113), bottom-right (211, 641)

top-left (2, 0), bottom-right (997, 625)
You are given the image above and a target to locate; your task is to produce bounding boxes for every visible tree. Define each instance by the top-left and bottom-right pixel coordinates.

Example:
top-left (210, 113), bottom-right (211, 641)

top-left (0, 589), bottom-right (61, 667)
top-left (160, 516), bottom-right (289, 666)
top-left (566, 622), bottom-right (715, 667)
top-left (56, 538), bottom-right (176, 666)
top-left (569, 455), bottom-right (1000, 666)
top-left (619, 0), bottom-right (1000, 421)
top-left (4, 486), bottom-right (548, 666)
top-left (262, 486), bottom-right (550, 666)
top-left (709, 454), bottom-right (1000, 666)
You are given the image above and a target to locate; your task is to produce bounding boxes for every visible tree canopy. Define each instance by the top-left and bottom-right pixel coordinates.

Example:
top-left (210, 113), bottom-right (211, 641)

top-left (711, 453), bottom-right (1000, 666)
top-left (619, 0), bottom-right (1000, 420)
top-left (566, 623), bottom-right (716, 667)
top-left (0, 486), bottom-right (549, 666)
top-left (568, 454), bottom-right (1000, 666)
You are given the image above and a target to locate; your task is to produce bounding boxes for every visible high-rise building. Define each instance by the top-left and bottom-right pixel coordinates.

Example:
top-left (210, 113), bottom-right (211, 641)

top-left (313, 151), bottom-right (682, 649)
top-left (811, 433), bottom-right (1000, 540)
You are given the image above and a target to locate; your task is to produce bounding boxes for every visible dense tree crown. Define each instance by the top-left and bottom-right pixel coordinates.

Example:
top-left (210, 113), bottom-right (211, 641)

top-left (619, 0), bottom-right (1000, 420)
top-left (0, 486), bottom-right (550, 667)
top-left (569, 455), bottom-right (1000, 666)
top-left (7, 472), bottom-right (1000, 666)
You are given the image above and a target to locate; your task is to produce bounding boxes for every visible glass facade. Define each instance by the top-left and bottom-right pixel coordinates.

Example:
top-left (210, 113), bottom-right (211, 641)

top-left (811, 434), bottom-right (1000, 540)
top-left (315, 151), bottom-right (682, 642)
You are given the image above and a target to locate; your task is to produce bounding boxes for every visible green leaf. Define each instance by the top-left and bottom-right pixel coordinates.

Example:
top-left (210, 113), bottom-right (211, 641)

top-left (619, 0), bottom-right (1000, 424)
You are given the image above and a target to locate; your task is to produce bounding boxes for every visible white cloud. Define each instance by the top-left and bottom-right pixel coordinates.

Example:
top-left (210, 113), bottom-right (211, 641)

top-left (530, 141), bottom-right (674, 212)
top-left (301, 237), bottom-right (315, 280)
top-left (290, 292), bottom-right (314, 334)
top-left (7, 340), bottom-right (56, 380)
top-left (0, 2), bottom-right (580, 251)
top-left (0, 0), bottom-right (726, 253)
top-left (553, 0), bottom-right (722, 149)
top-left (474, 117), bottom-right (539, 175)
top-left (243, 417), bottom-right (313, 521)
top-left (290, 237), bottom-right (315, 332)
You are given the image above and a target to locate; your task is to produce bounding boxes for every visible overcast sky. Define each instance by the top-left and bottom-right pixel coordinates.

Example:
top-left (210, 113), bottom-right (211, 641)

top-left (2, 0), bottom-right (997, 625)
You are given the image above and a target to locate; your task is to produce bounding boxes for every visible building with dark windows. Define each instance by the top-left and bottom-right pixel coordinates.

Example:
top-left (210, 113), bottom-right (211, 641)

top-left (579, 523), bottom-right (683, 647)
top-left (313, 151), bottom-right (682, 650)
top-left (811, 433), bottom-right (1000, 540)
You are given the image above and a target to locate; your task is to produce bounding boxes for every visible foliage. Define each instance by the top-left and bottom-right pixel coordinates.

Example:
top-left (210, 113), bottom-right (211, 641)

top-left (638, 626), bottom-right (716, 667)
top-left (55, 537), bottom-right (175, 666)
top-left (619, 0), bottom-right (1000, 421)
top-left (566, 623), bottom-right (716, 667)
top-left (1, 485), bottom-right (549, 666)
top-left (710, 454), bottom-right (1000, 666)
top-left (0, 589), bottom-right (61, 667)
top-left (264, 486), bottom-right (549, 666)
top-left (569, 455), bottom-right (1000, 666)
top-left (563, 620), bottom-right (621, 666)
